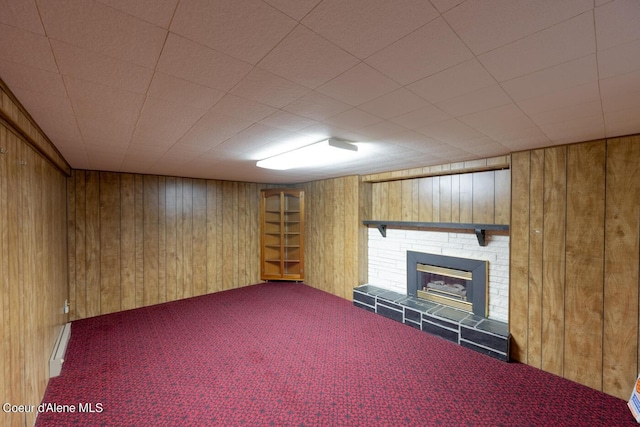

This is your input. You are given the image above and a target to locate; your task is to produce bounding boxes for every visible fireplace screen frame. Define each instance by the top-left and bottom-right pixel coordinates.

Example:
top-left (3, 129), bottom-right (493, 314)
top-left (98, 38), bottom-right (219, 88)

top-left (407, 251), bottom-right (488, 317)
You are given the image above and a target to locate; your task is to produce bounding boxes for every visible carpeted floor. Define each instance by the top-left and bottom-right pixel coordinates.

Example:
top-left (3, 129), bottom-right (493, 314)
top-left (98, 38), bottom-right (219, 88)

top-left (36, 282), bottom-right (635, 426)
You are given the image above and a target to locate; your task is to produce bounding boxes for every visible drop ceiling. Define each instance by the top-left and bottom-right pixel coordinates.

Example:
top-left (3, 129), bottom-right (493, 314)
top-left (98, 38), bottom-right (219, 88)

top-left (1, 0), bottom-right (639, 183)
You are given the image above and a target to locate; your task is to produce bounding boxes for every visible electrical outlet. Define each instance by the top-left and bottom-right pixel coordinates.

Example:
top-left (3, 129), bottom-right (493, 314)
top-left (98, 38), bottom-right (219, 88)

top-left (63, 300), bottom-right (69, 314)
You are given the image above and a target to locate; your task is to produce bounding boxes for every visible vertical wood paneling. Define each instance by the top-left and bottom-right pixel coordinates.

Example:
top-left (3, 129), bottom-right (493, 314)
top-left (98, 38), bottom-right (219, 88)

top-left (472, 171), bottom-right (495, 223)
top-left (100, 172), bottom-right (121, 314)
top-left (120, 174), bottom-right (136, 311)
top-left (1, 119), bottom-right (68, 427)
top-left (369, 169), bottom-right (509, 226)
top-left (85, 171), bottom-right (101, 317)
top-left (439, 175), bottom-right (452, 222)
top-left (510, 138), bottom-right (640, 399)
top-left (564, 141), bottom-right (605, 390)
top-left (69, 174), bottom-right (263, 319)
top-left (192, 180), bottom-right (207, 296)
top-left (603, 136), bottom-right (640, 397)
top-left (541, 146), bottom-right (566, 376)
top-left (527, 149), bottom-right (544, 369)
top-left (143, 175), bottom-right (159, 306)
top-left (510, 151), bottom-right (531, 362)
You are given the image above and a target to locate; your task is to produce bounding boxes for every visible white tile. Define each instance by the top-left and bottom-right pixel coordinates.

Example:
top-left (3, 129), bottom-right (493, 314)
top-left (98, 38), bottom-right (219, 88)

top-left (0, 59), bottom-right (66, 98)
top-left (157, 34), bottom-right (253, 91)
top-left (171, 0), bottom-right (296, 64)
top-left (147, 72), bottom-right (225, 110)
top-left (0, 0), bottom-right (45, 34)
top-left (436, 84), bottom-right (512, 117)
top-left (317, 62), bottom-right (399, 106)
top-left (415, 119), bottom-right (485, 144)
top-left (540, 115), bottom-right (606, 143)
top-left (501, 55), bottom-right (598, 102)
top-left (516, 81), bottom-right (601, 116)
top-left (604, 106), bottom-right (640, 137)
top-left (51, 40), bottom-right (153, 94)
top-left (208, 94), bottom-right (276, 122)
top-left (595, 0), bottom-right (640, 51)
top-left (282, 91), bottom-right (352, 120)
top-left (257, 25), bottom-right (359, 89)
top-left (357, 120), bottom-right (407, 139)
top-left (262, 0), bottom-right (322, 20)
top-left (599, 70), bottom-right (640, 113)
top-left (408, 59), bottom-right (497, 104)
top-left (444, 0), bottom-right (593, 54)
top-left (0, 23), bottom-right (57, 71)
top-left (96, 0), bottom-right (178, 28)
top-left (389, 105), bottom-right (451, 129)
top-left (479, 11), bottom-right (595, 82)
top-left (38, 0), bottom-right (166, 68)
top-left (460, 103), bottom-right (539, 137)
top-left (323, 108), bottom-right (382, 131)
top-left (259, 111), bottom-right (318, 132)
top-left (597, 38), bottom-right (640, 79)
top-left (302, 0), bottom-right (439, 59)
top-left (230, 68), bottom-right (310, 108)
top-left (366, 17), bottom-right (473, 84)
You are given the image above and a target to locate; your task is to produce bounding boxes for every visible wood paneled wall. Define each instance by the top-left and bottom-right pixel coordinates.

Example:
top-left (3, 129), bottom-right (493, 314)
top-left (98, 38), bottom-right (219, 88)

top-left (510, 136), bottom-right (640, 400)
top-left (68, 171), bottom-right (264, 319)
top-left (1, 98), bottom-right (69, 425)
top-left (300, 176), bottom-right (370, 300)
top-left (370, 169), bottom-right (511, 225)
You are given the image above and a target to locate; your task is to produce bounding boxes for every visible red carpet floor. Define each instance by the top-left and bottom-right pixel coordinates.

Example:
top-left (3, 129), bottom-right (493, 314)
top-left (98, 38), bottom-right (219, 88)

top-left (36, 282), bottom-right (635, 426)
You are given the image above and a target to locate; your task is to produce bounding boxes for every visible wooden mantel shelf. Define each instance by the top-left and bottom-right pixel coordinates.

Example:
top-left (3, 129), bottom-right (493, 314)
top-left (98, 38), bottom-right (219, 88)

top-left (362, 220), bottom-right (509, 246)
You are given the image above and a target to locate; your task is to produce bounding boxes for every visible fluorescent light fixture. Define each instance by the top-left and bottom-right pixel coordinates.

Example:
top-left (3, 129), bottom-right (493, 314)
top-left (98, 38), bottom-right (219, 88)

top-left (256, 138), bottom-right (358, 170)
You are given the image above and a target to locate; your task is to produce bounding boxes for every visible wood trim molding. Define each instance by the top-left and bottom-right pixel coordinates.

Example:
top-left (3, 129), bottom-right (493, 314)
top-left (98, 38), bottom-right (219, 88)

top-left (361, 155), bottom-right (510, 183)
top-left (0, 79), bottom-right (71, 176)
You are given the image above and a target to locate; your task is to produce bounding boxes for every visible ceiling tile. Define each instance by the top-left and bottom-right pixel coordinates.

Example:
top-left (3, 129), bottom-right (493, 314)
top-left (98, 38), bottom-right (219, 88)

top-left (147, 72), bottom-right (225, 110)
top-left (0, 23), bottom-right (57, 71)
top-left (408, 59), bottom-right (497, 104)
top-left (217, 123), bottom-right (292, 154)
top-left (64, 76), bottom-right (145, 119)
top-left (516, 81), bottom-right (601, 116)
top-left (51, 40), bottom-right (153, 94)
top-left (604, 105), bottom-right (640, 137)
top-left (95, 0), bottom-right (179, 28)
top-left (530, 100), bottom-right (603, 126)
top-left (157, 34), bottom-right (253, 91)
top-left (599, 70), bottom-right (640, 113)
top-left (501, 55), bottom-right (598, 102)
top-left (415, 118), bottom-right (485, 144)
top-left (177, 111), bottom-right (252, 147)
top-left (436, 84), bottom-right (512, 117)
top-left (389, 105), bottom-right (451, 129)
top-left (9, 86), bottom-right (82, 146)
top-left (323, 108), bottom-right (382, 131)
top-left (259, 111), bottom-right (318, 132)
top-left (479, 11), bottom-right (595, 82)
top-left (0, 59), bottom-right (66, 98)
top-left (357, 120), bottom-right (406, 139)
top-left (282, 91), bottom-right (352, 121)
top-left (359, 88), bottom-right (429, 119)
top-left (262, 0), bottom-right (322, 20)
top-left (595, 0), bottom-right (640, 51)
top-left (0, 0), bottom-right (45, 34)
top-left (444, 0), bottom-right (593, 55)
top-left (459, 103), bottom-right (539, 138)
top-left (171, 0), bottom-right (296, 65)
top-left (302, 0), bottom-right (439, 59)
top-left (597, 38), bottom-right (640, 79)
top-left (230, 68), bottom-right (309, 108)
top-left (38, 0), bottom-right (166, 68)
top-left (430, 0), bottom-right (466, 13)
top-left (539, 115), bottom-right (605, 143)
top-left (257, 25), bottom-right (359, 89)
top-left (208, 94), bottom-right (276, 122)
top-left (365, 17), bottom-right (473, 85)
top-left (316, 63), bottom-right (399, 106)
top-left (132, 96), bottom-right (207, 144)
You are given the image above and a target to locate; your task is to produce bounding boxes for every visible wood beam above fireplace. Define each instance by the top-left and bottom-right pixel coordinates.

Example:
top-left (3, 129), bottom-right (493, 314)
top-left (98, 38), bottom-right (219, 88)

top-left (363, 221), bottom-right (509, 246)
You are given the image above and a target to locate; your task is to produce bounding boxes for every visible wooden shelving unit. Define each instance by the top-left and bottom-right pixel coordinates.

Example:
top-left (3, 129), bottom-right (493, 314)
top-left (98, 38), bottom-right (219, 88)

top-left (260, 188), bottom-right (304, 281)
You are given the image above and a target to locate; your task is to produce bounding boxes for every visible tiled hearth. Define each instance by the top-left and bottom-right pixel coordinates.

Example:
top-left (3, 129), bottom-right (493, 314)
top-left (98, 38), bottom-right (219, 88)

top-left (353, 284), bottom-right (510, 362)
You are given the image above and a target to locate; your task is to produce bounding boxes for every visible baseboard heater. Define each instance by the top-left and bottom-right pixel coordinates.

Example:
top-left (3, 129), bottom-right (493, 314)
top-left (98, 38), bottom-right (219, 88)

top-left (49, 323), bottom-right (71, 378)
